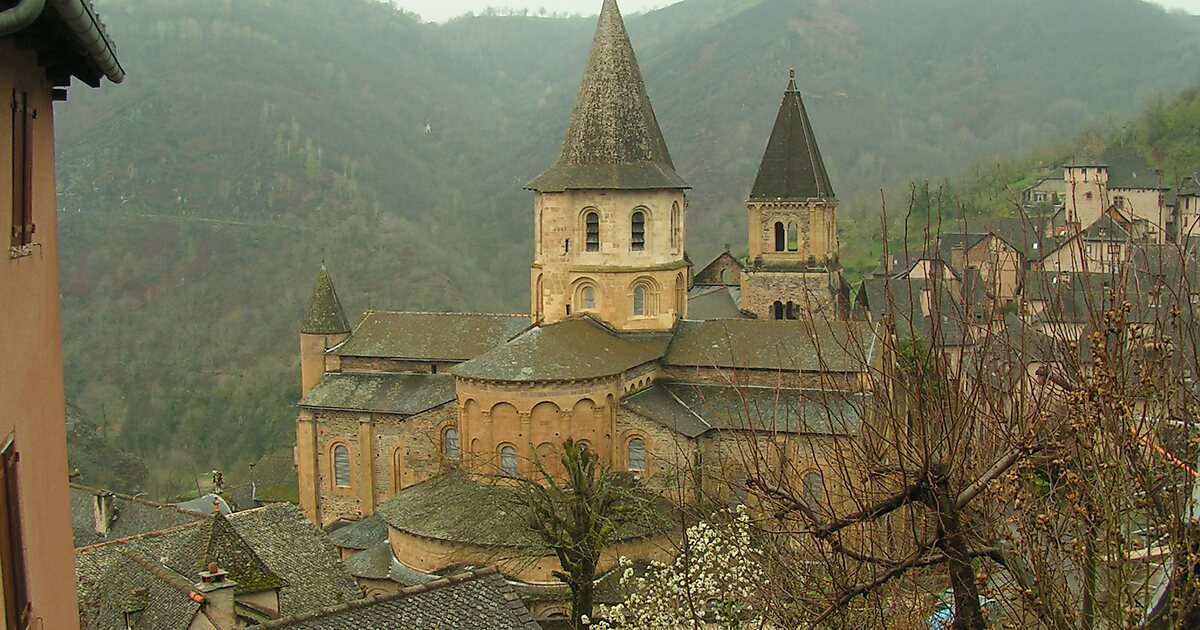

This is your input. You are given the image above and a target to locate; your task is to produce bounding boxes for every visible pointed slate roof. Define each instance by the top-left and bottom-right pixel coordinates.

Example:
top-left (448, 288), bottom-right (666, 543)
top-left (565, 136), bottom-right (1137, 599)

top-left (750, 70), bottom-right (835, 201)
top-left (301, 265), bottom-right (350, 335)
top-left (527, 0), bottom-right (688, 192)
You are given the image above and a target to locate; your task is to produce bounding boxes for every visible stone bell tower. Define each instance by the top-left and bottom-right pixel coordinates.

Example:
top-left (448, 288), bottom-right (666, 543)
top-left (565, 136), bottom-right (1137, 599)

top-left (741, 70), bottom-right (842, 320)
top-left (526, 0), bottom-right (690, 332)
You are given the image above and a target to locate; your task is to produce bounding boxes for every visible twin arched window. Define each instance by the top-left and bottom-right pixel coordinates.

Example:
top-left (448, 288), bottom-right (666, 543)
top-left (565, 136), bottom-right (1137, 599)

top-left (773, 221), bottom-right (800, 252)
top-left (631, 211), bottom-right (646, 251)
top-left (499, 445), bottom-right (518, 477)
top-left (774, 222), bottom-right (786, 252)
top-left (627, 437), bottom-right (646, 472)
top-left (443, 427), bottom-right (460, 460)
top-left (333, 444), bottom-right (351, 488)
top-left (585, 211), bottom-right (600, 252)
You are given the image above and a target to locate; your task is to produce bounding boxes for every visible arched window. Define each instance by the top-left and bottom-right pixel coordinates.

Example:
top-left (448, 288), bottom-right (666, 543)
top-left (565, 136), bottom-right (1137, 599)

top-left (499, 445), bottom-right (518, 478)
top-left (633, 286), bottom-right (646, 317)
top-left (787, 222), bottom-right (799, 252)
top-left (582, 286), bottom-right (597, 310)
top-left (772, 301), bottom-right (784, 320)
top-left (443, 427), bottom-right (460, 460)
top-left (774, 222), bottom-right (786, 252)
top-left (585, 211), bottom-right (600, 252)
top-left (676, 274), bottom-right (686, 316)
top-left (333, 445), bottom-right (351, 488)
top-left (578, 440), bottom-right (592, 452)
top-left (803, 471), bottom-right (826, 510)
top-left (786, 301), bottom-right (798, 320)
top-left (627, 437), bottom-right (646, 472)
top-left (670, 203), bottom-right (681, 250)
top-left (631, 211), bottom-right (646, 251)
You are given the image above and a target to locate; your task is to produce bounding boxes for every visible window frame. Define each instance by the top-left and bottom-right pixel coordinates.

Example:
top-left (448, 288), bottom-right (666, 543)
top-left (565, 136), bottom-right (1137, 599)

top-left (631, 210), bottom-right (646, 252)
top-left (627, 437), bottom-right (646, 473)
top-left (499, 444), bottom-right (519, 478)
top-left (0, 436), bottom-right (29, 630)
top-left (442, 427), bottom-right (460, 461)
top-left (332, 444), bottom-right (352, 489)
top-left (584, 210), bottom-right (600, 252)
top-left (10, 89), bottom-right (35, 250)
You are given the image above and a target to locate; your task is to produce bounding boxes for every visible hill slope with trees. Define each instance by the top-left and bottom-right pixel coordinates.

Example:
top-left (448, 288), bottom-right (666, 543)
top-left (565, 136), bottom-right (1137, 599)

top-left (56, 0), bottom-right (1200, 494)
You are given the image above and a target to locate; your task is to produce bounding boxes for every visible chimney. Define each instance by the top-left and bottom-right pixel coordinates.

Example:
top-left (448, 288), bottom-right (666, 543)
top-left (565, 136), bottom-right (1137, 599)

top-left (93, 492), bottom-right (115, 537)
top-left (195, 562), bottom-right (238, 630)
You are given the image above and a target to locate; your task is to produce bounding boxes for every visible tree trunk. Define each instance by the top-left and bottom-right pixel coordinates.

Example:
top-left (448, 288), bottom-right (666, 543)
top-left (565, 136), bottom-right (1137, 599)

top-left (931, 471), bottom-right (987, 630)
top-left (570, 562), bottom-right (596, 629)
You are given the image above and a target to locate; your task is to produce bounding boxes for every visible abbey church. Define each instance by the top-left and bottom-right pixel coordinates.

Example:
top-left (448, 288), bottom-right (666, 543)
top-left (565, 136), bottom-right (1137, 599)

top-left (294, 0), bottom-right (877, 609)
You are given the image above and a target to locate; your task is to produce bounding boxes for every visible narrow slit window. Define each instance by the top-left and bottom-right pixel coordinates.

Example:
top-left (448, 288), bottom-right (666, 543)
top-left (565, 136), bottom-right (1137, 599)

top-left (633, 286), bottom-right (646, 316)
top-left (670, 203), bottom-right (680, 250)
top-left (787, 222), bottom-right (799, 252)
top-left (774, 222), bottom-right (785, 252)
top-left (585, 211), bottom-right (600, 252)
top-left (631, 211), bottom-right (646, 251)
top-left (333, 445), bottom-right (351, 488)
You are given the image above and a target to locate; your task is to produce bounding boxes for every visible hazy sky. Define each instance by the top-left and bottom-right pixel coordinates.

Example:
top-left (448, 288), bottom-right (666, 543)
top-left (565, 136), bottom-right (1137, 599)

top-left (392, 0), bottom-right (1200, 23)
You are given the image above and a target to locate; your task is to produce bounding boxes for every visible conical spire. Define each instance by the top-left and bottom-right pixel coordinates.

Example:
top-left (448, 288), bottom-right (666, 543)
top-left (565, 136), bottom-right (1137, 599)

top-left (301, 265), bottom-right (350, 335)
top-left (750, 70), bottom-right (834, 201)
top-left (527, 0), bottom-right (688, 192)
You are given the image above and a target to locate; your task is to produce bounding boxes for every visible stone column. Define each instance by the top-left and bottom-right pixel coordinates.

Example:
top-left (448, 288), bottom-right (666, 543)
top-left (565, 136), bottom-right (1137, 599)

top-left (358, 416), bottom-right (376, 517)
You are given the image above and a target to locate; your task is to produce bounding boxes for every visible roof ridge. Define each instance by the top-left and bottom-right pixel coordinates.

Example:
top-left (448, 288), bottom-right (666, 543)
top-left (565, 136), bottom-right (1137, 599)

top-left (366, 310), bottom-right (529, 318)
top-left (117, 547), bottom-right (203, 601)
top-left (76, 518), bottom-right (206, 552)
top-left (70, 483), bottom-right (207, 516)
top-left (250, 567), bottom-right (501, 628)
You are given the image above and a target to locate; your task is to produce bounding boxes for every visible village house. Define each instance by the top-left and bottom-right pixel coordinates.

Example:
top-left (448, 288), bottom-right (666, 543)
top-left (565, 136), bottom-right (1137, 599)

top-left (1, 2), bottom-right (122, 628)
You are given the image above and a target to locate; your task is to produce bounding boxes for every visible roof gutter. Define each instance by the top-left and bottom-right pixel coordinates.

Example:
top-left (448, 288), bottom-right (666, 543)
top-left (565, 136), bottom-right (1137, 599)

top-left (48, 0), bottom-right (124, 84)
top-left (0, 0), bottom-right (46, 38)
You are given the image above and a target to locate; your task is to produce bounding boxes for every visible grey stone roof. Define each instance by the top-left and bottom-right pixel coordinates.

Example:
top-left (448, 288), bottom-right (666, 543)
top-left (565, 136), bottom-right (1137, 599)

top-left (301, 265), bottom-right (351, 335)
top-left (247, 449), bottom-right (300, 504)
top-left (343, 541), bottom-right (396, 580)
top-left (665, 319), bottom-right (879, 373)
top-left (69, 484), bottom-right (203, 548)
top-left (300, 373), bottom-right (455, 415)
top-left (526, 0), bottom-right (687, 192)
top-left (1064, 154), bottom-right (1107, 168)
top-left (251, 568), bottom-right (538, 629)
top-left (377, 469), bottom-right (668, 548)
top-left (1103, 147), bottom-right (1165, 190)
top-left (685, 286), bottom-right (747, 320)
top-left (329, 513), bottom-right (389, 551)
top-left (749, 71), bottom-right (834, 201)
top-left (624, 383), bottom-right (864, 438)
top-left (335, 312), bottom-right (529, 361)
top-left (76, 504), bottom-right (360, 629)
top-left (452, 317), bottom-right (671, 382)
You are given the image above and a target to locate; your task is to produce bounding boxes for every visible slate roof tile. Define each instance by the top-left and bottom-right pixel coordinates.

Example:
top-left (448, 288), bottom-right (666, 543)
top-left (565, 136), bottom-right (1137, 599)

top-left (527, 0), bottom-right (686, 192)
top-left (624, 383), bottom-right (865, 438)
top-left (299, 373), bottom-right (456, 415)
top-left (334, 312), bottom-right (529, 361)
top-left (665, 319), bottom-right (879, 372)
top-left (329, 513), bottom-right (389, 551)
top-left (301, 266), bottom-right (351, 335)
top-left (750, 70), bottom-right (834, 201)
top-left (70, 484), bottom-right (203, 548)
top-left (251, 568), bottom-right (538, 629)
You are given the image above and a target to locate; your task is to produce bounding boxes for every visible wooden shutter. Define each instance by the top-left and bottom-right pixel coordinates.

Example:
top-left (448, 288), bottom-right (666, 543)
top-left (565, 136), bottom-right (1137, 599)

top-left (0, 444), bottom-right (28, 630)
top-left (9, 90), bottom-right (33, 248)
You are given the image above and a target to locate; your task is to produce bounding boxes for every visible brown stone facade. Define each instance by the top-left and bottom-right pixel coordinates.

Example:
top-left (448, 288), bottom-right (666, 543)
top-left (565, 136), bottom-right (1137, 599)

top-left (456, 376), bottom-right (621, 477)
top-left (740, 267), bottom-right (839, 320)
top-left (298, 404), bottom-right (454, 526)
top-left (532, 188), bottom-right (688, 331)
top-left (746, 200), bottom-right (838, 262)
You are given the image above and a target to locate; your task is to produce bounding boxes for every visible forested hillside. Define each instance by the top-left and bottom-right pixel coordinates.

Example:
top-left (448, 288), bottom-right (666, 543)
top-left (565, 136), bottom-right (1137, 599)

top-left (56, 0), bottom-right (1200, 495)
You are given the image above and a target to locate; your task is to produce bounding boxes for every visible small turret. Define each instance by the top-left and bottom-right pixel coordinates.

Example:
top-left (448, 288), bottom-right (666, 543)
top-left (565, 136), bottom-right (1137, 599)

top-left (300, 265), bottom-right (350, 396)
